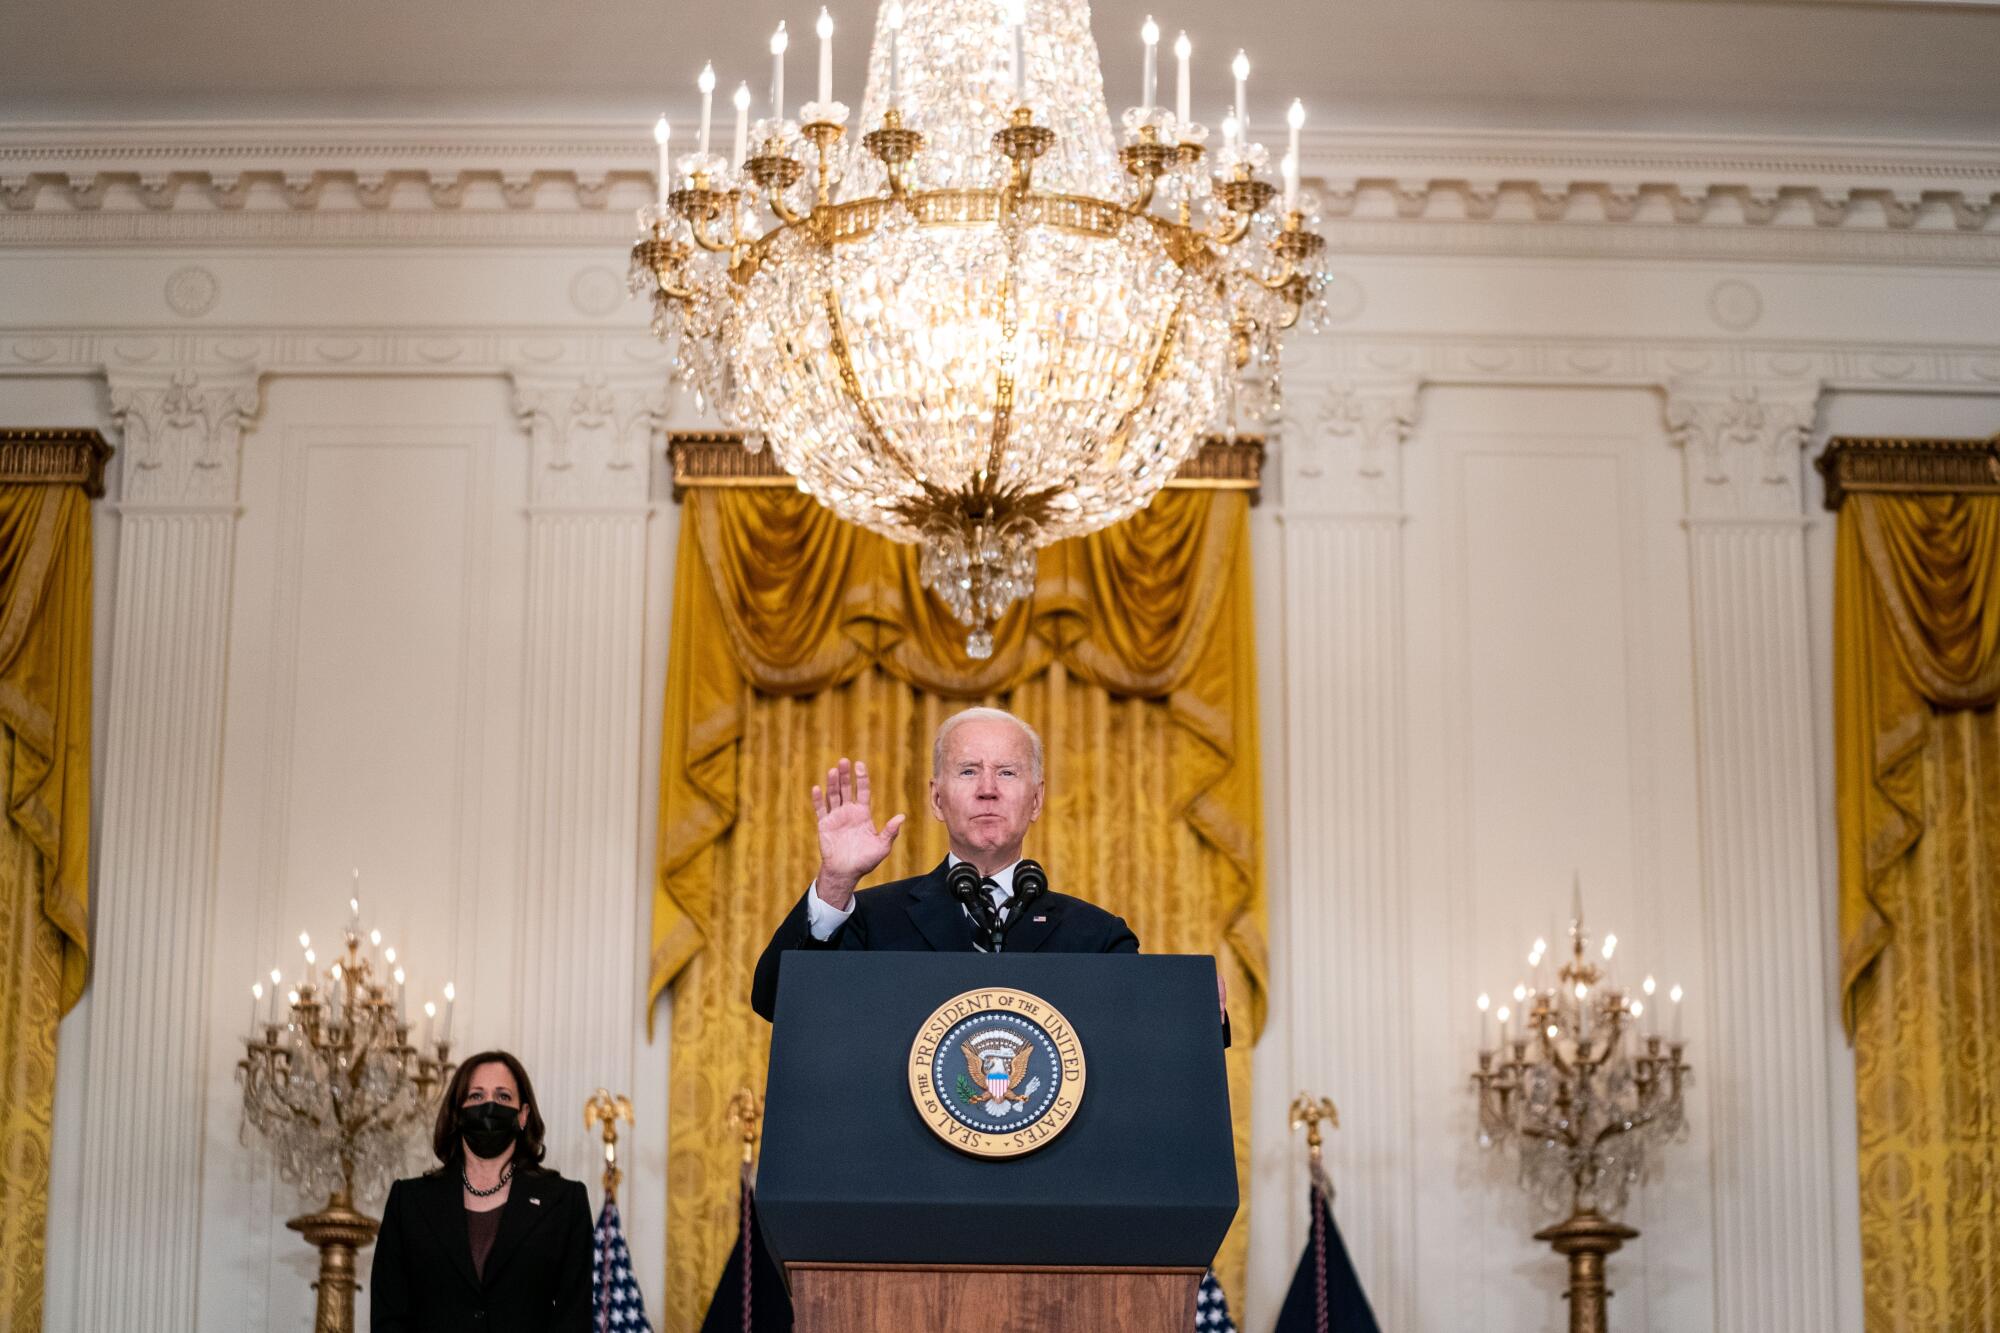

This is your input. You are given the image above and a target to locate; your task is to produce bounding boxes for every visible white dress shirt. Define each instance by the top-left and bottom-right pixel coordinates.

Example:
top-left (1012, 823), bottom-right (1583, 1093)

top-left (805, 855), bottom-right (1019, 941)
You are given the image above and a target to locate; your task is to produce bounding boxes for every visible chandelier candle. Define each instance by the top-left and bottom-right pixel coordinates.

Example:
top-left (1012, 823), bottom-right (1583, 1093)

top-left (770, 22), bottom-right (788, 119)
top-left (653, 115), bottom-right (671, 206)
top-left (698, 63), bottom-right (716, 157)
top-left (1232, 49), bottom-right (1249, 137)
top-left (817, 8), bottom-right (833, 105)
top-left (629, 0), bottom-right (1329, 655)
top-left (733, 83), bottom-right (751, 164)
top-left (1140, 16), bottom-right (1159, 111)
top-left (1174, 31), bottom-right (1191, 125)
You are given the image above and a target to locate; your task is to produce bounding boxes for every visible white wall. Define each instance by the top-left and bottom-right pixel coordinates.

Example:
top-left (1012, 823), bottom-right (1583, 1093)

top-left (4, 121), bottom-right (1998, 1332)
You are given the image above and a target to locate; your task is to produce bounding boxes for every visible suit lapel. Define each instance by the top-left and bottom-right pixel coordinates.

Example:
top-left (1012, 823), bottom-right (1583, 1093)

top-left (414, 1170), bottom-right (481, 1293)
top-left (1000, 894), bottom-right (1062, 953)
top-left (905, 862), bottom-right (976, 952)
top-left (479, 1171), bottom-right (558, 1287)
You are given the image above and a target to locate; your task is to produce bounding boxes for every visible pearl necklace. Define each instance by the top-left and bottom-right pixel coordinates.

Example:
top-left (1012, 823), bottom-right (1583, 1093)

top-left (462, 1161), bottom-right (513, 1198)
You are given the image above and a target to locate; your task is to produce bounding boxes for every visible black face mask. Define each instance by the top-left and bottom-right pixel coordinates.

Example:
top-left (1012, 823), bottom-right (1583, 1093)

top-left (460, 1100), bottom-right (521, 1160)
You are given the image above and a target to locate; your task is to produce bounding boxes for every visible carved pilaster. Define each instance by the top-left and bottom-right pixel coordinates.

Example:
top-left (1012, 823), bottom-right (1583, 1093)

top-left (512, 371), bottom-right (665, 510)
top-left (70, 366), bottom-right (260, 1331)
top-left (1666, 378), bottom-right (1838, 1332)
top-left (1664, 381), bottom-right (1818, 522)
top-left (1274, 378), bottom-right (1419, 1330)
top-left (107, 367), bottom-right (260, 509)
top-left (506, 372), bottom-right (659, 1181)
top-left (1280, 377), bottom-right (1420, 517)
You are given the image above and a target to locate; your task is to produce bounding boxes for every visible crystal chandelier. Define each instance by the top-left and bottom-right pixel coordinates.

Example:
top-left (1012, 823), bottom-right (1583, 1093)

top-left (1468, 889), bottom-right (1693, 1333)
top-left (237, 887), bottom-right (457, 1331)
top-left (631, 0), bottom-right (1329, 655)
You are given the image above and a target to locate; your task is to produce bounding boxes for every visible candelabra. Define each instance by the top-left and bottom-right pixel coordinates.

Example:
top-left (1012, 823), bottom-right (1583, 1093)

top-left (1469, 893), bottom-right (1692, 1333)
top-left (237, 891), bottom-right (457, 1333)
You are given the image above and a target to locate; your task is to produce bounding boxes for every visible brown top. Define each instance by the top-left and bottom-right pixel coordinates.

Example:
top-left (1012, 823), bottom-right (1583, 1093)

top-left (465, 1203), bottom-right (504, 1281)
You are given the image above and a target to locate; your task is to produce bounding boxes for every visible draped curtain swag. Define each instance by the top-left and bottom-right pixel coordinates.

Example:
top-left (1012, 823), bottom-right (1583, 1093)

top-left (651, 486), bottom-right (1266, 1330)
top-left (0, 433), bottom-right (101, 1327)
top-left (1834, 477), bottom-right (2000, 1331)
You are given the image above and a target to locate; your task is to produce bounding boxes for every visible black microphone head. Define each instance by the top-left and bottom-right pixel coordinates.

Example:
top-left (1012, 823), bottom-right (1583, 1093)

top-left (1014, 859), bottom-right (1048, 904)
top-left (945, 861), bottom-right (985, 908)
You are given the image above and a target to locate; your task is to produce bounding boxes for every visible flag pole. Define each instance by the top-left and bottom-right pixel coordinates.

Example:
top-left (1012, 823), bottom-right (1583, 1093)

top-left (584, 1088), bottom-right (635, 1205)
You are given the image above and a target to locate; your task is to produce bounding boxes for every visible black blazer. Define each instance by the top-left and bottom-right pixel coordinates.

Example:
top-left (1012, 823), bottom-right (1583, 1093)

top-left (750, 858), bottom-right (1139, 1021)
top-left (370, 1165), bottom-right (593, 1333)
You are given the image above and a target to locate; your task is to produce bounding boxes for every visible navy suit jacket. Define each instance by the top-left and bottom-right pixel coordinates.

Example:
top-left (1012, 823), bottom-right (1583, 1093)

top-left (750, 859), bottom-right (1139, 1022)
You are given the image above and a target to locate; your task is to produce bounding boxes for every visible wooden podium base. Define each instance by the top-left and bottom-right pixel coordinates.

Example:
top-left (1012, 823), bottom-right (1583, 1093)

top-left (789, 1263), bottom-right (1204, 1333)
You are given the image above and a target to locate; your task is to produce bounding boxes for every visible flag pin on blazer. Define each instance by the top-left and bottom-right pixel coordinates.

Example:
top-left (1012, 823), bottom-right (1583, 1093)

top-left (530, 1197), bottom-right (540, 1205)
top-left (1034, 915), bottom-right (1046, 922)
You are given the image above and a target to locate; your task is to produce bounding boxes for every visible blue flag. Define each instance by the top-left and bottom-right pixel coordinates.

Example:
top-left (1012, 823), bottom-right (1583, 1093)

top-left (1194, 1268), bottom-right (1239, 1332)
top-left (1272, 1179), bottom-right (1380, 1333)
top-left (592, 1198), bottom-right (655, 1332)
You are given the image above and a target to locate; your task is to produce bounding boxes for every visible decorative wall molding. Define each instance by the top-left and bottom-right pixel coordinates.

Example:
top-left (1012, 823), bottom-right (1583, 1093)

top-left (5, 331), bottom-right (1990, 397)
top-left (1278, 378), bottom-right (1421, 515)
top-left (106, 366), bottom-right (262, 508)
top-left (1665, 381), bottom-right (1823, 521)
top-left (71, 404), bottom-right (254, 1329)
top-left (511, 371), bottom-right (665, 509)
top-left (1815, 432), bottom-right (2000, 509)
top-left (4, 121), bottom-right (1997, 261)
top-left (0, 427), bottom-right (111, 493)
top-left (1666, 376), bottom-right (1842, 1329)
top-left (1276, 381), bottom-right (1417, 1327)
top-left (665, 429), bottom-right (1267, 498)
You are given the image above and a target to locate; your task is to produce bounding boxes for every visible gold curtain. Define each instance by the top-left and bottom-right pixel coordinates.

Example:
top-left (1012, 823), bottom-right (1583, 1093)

top-left (651, 487), bottom-right (1266, 1330)
top-left (1836, 491), bottom-right (2000, 1331)
top-left (0, 481), bottom-right (95, 1328)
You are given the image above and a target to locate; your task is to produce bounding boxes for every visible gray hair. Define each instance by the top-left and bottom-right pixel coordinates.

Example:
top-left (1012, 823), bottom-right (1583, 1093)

top-left (932, 707), bottom-right (1044, 781)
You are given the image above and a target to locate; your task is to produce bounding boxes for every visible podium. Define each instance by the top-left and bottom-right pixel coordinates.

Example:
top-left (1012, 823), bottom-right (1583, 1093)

top-left (758, 953), bottom-right (1236, 1332)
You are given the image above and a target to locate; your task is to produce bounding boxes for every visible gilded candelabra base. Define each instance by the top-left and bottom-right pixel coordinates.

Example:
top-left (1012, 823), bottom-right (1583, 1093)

top-left (286, 1192), bottom-right (381, 1333)
top-left (1532, 1210), bottom-right (1639, 1333)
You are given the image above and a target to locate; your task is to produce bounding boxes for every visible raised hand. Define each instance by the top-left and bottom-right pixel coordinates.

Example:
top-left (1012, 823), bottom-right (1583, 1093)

top-left (811, 758), bottom-right (905, 910)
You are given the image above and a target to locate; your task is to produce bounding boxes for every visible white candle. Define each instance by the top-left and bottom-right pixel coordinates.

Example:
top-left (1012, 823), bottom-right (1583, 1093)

top-left (1497, 1004), bottom-right (1512, 1047)
top-left (422, 1000), bottom-right (436, 1049)
top-left (732, 83), bottom-right (751, 164)
top-left (1221, 112), bottom-right (1239, 153)
top-left (816, 9), bottom-right (833, 106)
top-left (1174, 31), bottom-right (1191, 126)
top-left (770, 22), bottom-right (788, 120)
top-left (393, 966), bottom-right (407, 1023)
top-left (698, 64), bottom-right (716, 157)
top-left (349, 869), bottom-right (361, 930)
top-left (1007, 0), bottom-right (1027, 102)
top-left (442, 981), bottom-right (456, 1045)
top-left (1476, 992), bottom-right (1491, 1048)
top-left (887, 2), bottom-right (904, 107)
top-left (250, 983), bottom-right (263, 1036)
top-left (1140, 17), bottom-right (1159, 112)
top-left (1286, 98), bottom-right (1305, 208)
top-left (1642, 975), bottom-right (1658, 1037)
top-left (267, 969), bottom-right (282, 1024)
top-left (653, 115), bottom-right (671, 207)
top-left (1670, 983), bottom-right (1684, 1041)
top-left (1231, 50), bottom-right (1249, 140)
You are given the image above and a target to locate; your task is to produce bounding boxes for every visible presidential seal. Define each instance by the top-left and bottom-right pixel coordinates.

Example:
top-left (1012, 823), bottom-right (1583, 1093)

top-left (907, 987), bottom-right (1086, 1158)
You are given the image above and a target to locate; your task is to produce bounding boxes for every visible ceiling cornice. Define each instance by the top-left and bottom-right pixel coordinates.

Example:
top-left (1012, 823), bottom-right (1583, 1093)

top-left (4, 121), bottom-right (1997, 262)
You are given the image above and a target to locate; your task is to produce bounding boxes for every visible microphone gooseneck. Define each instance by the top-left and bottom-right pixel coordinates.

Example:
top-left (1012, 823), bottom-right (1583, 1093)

top-left (995, 858), bottom-right (1049, 950)
top-left (947, 861), bottom-right (1000, 950)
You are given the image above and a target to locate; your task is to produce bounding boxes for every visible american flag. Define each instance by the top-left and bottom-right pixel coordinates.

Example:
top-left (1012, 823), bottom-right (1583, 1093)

top-left (1195, 1269), bottom-right (1239, 1332)
top-left (592, 1198), bottom-right (654, 1332)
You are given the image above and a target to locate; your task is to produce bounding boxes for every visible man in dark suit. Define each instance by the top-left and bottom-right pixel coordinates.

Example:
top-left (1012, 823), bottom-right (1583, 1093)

top-left (751, 708), bottom-right (1225, 1032)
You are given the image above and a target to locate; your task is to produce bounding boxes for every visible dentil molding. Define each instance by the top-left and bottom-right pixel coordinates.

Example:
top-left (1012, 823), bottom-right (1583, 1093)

top-left (4, 122), bottom-right (1998, 262)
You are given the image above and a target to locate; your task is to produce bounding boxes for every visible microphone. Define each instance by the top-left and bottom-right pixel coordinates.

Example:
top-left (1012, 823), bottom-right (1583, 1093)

top-left (947, 862), bottom-right (999, 950)
top-left (994, 859), bottom-right (1049, 950)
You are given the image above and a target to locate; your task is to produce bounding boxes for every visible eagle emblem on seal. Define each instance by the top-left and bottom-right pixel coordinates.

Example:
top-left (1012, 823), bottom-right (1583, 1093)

top-left (957, 1030), bottom-right (1043, 1118)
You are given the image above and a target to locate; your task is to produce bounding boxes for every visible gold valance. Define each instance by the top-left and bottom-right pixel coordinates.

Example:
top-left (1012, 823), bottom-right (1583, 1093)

top-left (1817, 432), bottom-right (2000, 512)
top-left (0, 430), bottom-right (112, 499)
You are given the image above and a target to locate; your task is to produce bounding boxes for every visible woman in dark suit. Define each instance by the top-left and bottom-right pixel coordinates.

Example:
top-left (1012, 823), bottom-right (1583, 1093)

top-left (371, 1049), bottom-right (593, 1332)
